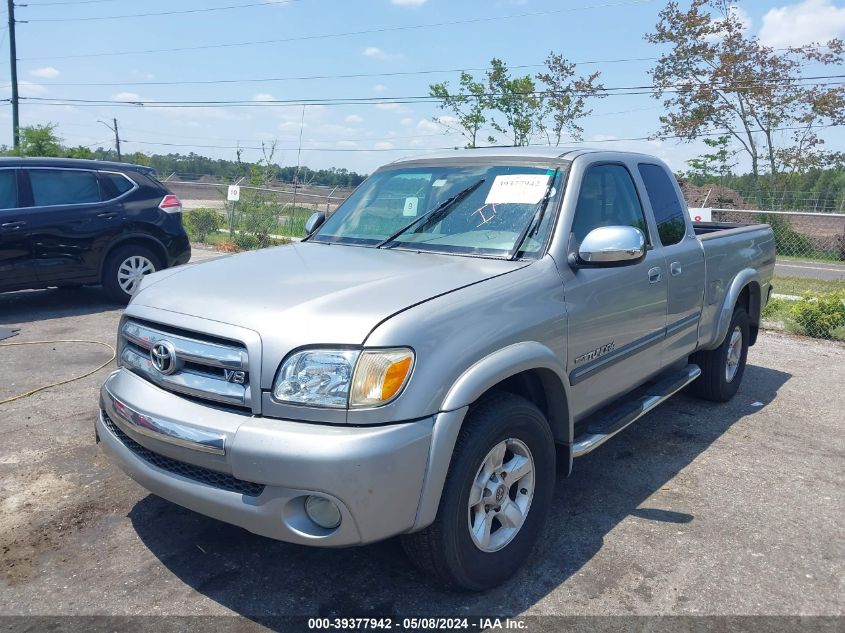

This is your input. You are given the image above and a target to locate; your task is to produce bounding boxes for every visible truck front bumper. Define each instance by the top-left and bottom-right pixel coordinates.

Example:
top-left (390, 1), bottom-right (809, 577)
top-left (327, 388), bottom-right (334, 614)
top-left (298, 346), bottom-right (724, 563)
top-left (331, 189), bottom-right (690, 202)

top-left (97, 369), bottom-right (436, 547)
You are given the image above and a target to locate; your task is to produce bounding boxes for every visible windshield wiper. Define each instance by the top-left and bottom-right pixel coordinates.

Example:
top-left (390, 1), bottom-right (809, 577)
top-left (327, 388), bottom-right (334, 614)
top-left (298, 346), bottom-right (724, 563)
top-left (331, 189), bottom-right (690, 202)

top-left (375, 178), bottom-right (485, 249)
top-left (507, 170), bottom-right (558, 261)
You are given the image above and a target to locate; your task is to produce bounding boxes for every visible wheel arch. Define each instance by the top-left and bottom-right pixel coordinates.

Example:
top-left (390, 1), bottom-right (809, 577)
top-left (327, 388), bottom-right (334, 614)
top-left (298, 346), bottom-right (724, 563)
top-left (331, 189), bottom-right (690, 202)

top-left (99, 234), bottom-right (169, 279)
top-left (412, 342), bottom-right (572, 531)
top-left (704, 268), bottom-right (762, 350)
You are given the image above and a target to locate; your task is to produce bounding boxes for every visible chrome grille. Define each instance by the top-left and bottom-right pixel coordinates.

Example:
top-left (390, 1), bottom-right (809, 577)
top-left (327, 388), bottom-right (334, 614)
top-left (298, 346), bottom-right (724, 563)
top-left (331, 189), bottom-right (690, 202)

top-left (120, 319), bottom-right (251, 408)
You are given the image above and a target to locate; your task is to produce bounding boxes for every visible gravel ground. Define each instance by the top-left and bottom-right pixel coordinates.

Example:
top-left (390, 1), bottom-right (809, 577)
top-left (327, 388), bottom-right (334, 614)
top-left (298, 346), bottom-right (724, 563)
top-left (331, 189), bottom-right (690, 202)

top-left (0, 257), bottom-right (843, 622)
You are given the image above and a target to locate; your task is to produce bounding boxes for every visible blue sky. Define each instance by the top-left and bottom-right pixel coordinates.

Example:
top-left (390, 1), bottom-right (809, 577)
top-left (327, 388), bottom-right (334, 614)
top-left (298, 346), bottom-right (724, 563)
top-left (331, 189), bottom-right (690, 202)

top-left (2, 0), bottom-right (844, 174)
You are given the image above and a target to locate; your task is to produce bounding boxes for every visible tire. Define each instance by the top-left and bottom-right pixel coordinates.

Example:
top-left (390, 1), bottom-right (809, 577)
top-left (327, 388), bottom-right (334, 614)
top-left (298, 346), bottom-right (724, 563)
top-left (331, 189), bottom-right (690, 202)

top-left (102, 244), bottom-right (163, 304)
top-left (688, 306), bottom-right (749, 402)
top-left (401, 391), bottom-right (556, 591)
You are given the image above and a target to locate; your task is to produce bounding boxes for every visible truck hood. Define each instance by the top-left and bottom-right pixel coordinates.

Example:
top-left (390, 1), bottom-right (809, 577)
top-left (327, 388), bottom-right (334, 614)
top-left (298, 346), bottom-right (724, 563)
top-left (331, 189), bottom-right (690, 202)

top-left (132, 241), bottom-right (527, 350)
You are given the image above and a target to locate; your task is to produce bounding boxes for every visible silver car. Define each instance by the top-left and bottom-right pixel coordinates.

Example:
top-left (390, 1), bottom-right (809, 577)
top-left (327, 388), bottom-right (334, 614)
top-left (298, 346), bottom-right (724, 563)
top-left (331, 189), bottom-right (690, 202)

top-left (97, 147), bottom-right (775, 590)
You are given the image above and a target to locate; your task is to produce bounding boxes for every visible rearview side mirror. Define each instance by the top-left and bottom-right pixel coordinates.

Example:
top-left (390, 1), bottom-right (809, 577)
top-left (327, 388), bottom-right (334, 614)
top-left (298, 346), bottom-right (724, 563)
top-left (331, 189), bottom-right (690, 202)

top-left (570, 226), bottom-right (646, 268)
top-left (304, 212), bottom-right (326, 236)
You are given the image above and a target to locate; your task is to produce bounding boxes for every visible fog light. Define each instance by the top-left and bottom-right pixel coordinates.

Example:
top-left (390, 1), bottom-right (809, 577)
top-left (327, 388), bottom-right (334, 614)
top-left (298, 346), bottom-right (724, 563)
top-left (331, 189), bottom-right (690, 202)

top-left (304, 495), bottom-right (342, 529)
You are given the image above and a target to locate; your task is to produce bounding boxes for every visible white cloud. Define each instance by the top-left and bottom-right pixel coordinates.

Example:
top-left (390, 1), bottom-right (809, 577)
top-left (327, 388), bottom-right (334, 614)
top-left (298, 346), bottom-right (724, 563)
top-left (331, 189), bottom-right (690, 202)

top-left (759, 0), bottom-right (845, 47)
top-left (391, 0), bottom-right (426, 5)
top-left (344, 114), bottom-right (364, 124)
top-left (373, 84), bottom-right (388, 93)
top-left (253, 93), bottom-right (277, 102)
top-left (400, 117), bottom-right (414, 126)
top-left (337, 140), bottom-right (359, 148)
top-left (362, 47), bottom-right (402, 61)
top-left (417, 119), bottom-right (440, 132)
top-left (111, 91), bottom-right (141, 102)
top-left (30, 66), bottom-right (60, 79)
top-left (374, 141), bottom-right (394, 150)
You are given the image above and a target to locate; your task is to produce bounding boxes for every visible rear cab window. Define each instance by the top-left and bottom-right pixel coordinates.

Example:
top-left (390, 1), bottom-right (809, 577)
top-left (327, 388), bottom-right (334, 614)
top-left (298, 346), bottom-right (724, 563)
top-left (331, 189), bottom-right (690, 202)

top-left (637, 163), bottom-right (687, 246)
top-left (28, 169), bottom-right (101, 206)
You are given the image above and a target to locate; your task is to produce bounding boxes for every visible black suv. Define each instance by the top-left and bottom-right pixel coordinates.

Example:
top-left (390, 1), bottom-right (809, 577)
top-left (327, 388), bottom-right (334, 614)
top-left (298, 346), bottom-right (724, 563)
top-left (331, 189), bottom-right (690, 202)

top-left (0, 157), bottom-right (190, 302)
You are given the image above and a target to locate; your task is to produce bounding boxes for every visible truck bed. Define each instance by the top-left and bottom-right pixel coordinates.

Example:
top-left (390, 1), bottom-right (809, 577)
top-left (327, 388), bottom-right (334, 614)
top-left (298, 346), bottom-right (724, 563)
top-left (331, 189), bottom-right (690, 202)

top-left (693, 221), bottom-right (758, 237)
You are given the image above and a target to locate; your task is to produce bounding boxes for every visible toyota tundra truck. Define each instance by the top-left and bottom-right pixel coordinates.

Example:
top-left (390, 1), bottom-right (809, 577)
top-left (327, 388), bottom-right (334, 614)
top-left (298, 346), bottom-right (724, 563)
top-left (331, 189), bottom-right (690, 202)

top-left (96, 147), bottom-right (775, 590)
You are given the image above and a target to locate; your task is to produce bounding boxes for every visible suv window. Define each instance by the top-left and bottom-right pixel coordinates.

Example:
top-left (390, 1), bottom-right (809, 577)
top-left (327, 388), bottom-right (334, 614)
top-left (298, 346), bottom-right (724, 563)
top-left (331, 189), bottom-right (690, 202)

top-left (571, 164), bottom-right (648, 244)
top-left (638, 163), bottom-right (687, 246)
top-left (0, 170), bottom-right (17, 209)
top-left (103, 172), bottom-right (135, 196)
top-left (29, 169), bottom-right (101, 207)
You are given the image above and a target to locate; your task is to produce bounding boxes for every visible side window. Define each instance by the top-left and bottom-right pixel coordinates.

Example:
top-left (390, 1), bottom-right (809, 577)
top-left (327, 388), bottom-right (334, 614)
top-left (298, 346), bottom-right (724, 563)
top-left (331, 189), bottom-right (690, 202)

top-left (571, 164), bottom-right (648, 244)
top-left (638, 163), bottom-right (687, 246)
top-left (29, 169), bottom-right (101, 207)
top-left (0, 170), bottom-right (18, 210)
top-left (103, 172), bottom-right (134, 197)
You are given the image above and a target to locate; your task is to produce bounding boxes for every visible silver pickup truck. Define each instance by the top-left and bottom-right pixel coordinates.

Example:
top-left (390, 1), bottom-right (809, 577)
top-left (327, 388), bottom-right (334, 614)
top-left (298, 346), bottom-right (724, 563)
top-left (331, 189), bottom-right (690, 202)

top-left (97, 147), bottom-right (775, 590)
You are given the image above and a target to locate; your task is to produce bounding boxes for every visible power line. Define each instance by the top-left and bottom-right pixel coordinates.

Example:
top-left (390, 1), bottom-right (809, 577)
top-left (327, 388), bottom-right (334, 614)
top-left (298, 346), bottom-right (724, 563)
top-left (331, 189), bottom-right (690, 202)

top-left (18, 76), bottom-right (845, 108)
top-left (22, 0), bottom-right (305, 22)
top-left (20, 0), bottom-right (655, 59)
top-left (38, 57), bottom-right (662, 88)
top-left (24, 0), bottom-right (142, 5)
top-left (113, 123), bottom-right (843, 153)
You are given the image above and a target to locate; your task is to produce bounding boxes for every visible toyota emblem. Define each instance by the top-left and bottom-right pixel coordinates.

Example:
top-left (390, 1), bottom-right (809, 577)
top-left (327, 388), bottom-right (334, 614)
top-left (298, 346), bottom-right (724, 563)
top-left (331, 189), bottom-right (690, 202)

top-left (150, 340), bottom-right (178, 375)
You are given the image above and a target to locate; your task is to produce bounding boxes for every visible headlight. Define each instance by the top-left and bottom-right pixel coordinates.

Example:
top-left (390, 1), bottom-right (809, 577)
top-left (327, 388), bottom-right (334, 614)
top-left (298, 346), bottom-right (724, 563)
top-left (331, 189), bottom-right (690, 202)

top-left (272, 347), bottom-right (414, 409)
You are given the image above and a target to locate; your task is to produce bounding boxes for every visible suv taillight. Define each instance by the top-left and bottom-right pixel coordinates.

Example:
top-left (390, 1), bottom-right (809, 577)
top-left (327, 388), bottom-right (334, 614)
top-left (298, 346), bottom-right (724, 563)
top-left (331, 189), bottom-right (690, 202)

top-left (159, 194), bottom-right (182, 214)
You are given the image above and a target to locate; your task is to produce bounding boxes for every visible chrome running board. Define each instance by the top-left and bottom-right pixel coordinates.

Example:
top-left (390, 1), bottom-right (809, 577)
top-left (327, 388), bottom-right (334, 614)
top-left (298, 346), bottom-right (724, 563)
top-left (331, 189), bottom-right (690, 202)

top-left (572, 364), bottom-right (701, 458)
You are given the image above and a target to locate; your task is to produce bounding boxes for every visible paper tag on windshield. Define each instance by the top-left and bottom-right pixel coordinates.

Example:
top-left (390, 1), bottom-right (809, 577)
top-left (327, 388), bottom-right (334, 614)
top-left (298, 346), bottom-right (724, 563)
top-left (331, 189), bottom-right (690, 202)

top-left (485, 174), bottom-right (550, 205)
top-left (403, 197), bottom-right (419, 216)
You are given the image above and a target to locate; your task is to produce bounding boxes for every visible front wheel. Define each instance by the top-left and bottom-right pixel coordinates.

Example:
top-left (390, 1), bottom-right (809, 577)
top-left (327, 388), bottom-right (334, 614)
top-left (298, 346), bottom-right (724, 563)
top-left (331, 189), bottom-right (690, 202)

top-left (689, 306), bottom-right (749, 402)
top-left (401, 392), bottom-right (556, 590)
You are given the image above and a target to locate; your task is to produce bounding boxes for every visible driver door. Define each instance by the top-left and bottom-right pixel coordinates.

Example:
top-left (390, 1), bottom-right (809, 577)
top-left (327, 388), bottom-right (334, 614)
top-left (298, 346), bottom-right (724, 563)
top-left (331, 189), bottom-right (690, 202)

top-left (563, 163), bottom-right (668, 418)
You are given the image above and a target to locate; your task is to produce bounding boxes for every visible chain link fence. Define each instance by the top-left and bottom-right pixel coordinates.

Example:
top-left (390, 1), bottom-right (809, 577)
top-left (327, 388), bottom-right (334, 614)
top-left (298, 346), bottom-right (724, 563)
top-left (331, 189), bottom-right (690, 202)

top-left (712, 209), bottom-right (845, 262)
top-left (712, 210), bottom-right (845, 342)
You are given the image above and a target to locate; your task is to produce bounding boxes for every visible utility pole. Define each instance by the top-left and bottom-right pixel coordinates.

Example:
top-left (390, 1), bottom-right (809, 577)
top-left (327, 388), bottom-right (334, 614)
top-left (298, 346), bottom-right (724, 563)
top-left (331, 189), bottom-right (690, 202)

top-left (97, 118), bottom-right (121, 160)
top-left (7, 0), bottom-right (20, 150)
top-left (112, 117), bottom-right (121, 161)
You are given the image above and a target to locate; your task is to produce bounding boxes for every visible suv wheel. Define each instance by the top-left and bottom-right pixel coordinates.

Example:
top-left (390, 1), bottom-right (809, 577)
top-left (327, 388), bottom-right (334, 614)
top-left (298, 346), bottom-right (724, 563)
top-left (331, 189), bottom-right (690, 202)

top-left (689, 305), bottom-right (749, 402)
top-left (103, 244), bottom-right (162, 303)
top-left (401, 392), bottom-right (555, 590)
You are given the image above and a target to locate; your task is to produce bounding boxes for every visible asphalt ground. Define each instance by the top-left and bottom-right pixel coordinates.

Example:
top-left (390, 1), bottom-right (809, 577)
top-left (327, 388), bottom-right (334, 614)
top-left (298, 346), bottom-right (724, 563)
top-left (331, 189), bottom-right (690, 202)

top-left (0, 252), bottom-right (842, 627)
top-left (774, 259), bottom-right (845, 281)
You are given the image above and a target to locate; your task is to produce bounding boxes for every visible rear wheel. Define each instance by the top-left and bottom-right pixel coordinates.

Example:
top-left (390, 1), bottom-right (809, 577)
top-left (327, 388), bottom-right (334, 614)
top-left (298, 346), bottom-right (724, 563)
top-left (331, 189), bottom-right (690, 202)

top-left (689, 306), bottom-right (749, 402)
top-left (401, 392), bottom-right (555, 590)
top-left (102, 244), bottom-right (162, 303)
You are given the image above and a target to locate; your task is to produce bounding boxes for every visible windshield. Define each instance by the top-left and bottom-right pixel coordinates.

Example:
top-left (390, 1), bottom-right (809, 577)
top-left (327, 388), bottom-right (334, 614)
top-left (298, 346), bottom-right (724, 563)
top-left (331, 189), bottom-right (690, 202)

top-left (311, 164), bottom-right (565, 259)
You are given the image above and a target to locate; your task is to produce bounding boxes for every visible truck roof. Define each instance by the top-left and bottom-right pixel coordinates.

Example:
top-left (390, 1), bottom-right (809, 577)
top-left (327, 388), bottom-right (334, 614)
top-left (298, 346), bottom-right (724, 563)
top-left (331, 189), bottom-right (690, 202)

top-left (389, 146), bottom-right (655, 165)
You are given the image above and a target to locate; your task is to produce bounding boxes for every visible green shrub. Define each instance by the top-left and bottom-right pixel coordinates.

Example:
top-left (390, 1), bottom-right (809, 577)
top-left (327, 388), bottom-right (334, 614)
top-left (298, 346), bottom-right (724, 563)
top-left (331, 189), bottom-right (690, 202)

top-left (790, 292), bottom-right (845, 339)
top-left (184, 208), bottom-right (223, 243)
top-left (233, 232), bottom-right (260, 251)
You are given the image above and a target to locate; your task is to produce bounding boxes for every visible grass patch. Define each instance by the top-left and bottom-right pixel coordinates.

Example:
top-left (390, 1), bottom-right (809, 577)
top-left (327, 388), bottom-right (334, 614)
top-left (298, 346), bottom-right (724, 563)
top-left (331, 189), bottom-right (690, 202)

top-left (772, 275), bottom-right (845, 296)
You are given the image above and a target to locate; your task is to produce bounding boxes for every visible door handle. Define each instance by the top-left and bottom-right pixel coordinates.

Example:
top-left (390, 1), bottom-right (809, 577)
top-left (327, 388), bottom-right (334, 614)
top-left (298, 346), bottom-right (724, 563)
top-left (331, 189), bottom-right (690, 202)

top-left (1, 221), bottom-right (25, 230)
top-left (97, 212), bottom-right (118, 219)
top-left (670, 261), bottom-right (682, 276)
top-left (648, 267), bottom-right (662, 283)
